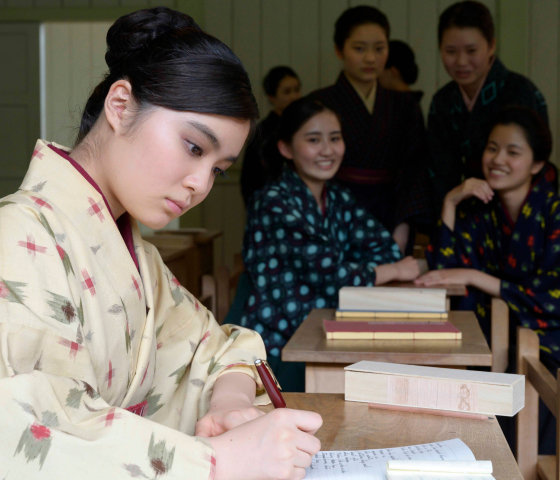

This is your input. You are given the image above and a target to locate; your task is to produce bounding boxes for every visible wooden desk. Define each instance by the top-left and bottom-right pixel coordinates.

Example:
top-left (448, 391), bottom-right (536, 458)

top-left (144, 231), bottom-right (222, 298)
top-left (282, 309), bottom-right (492, 393)
top-left (261, 393), bottom-right (522, 480)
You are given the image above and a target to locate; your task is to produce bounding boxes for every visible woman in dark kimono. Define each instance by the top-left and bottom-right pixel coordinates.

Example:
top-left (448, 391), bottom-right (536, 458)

top-left (417, 107), bottom-right (560, 365)
top-left (428, 1), bottom-right (551, 208)
top-left (240, 66), bottom-right (301, 205)
top-left (378, 40), bottom-right (424, 106)
top-left (311, 6), bottom-right (433, 253)
top-left (242, 97), bottom-right (421, 390)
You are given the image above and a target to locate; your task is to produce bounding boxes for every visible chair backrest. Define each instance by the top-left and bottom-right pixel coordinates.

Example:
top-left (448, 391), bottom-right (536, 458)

top-left (199, 274), bottom-right (217, 318)
top-left (216, 258), bottom-right (245, 324)
top-left (516, 326), bottom-right (560, 480)
top-left (491, 297), bottom-right (509, 373)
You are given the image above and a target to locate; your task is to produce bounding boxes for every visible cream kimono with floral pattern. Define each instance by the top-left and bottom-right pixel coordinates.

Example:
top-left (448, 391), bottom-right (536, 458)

top-left (0, 140), bottom-right (268, 479)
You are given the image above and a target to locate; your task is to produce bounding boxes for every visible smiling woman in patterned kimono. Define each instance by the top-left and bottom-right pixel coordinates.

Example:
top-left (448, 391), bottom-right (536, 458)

top-left (0, 8), bottom-right (322, 480)
top-left (241, 97), bottom-right (422, 390)
top-left (417, 106), bottom-right (560, 365)
top-left (428, 1), bottom-right (552, 209)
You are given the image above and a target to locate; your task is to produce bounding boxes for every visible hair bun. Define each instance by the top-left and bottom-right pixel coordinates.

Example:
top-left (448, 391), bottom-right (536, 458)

top-left (105, 6), bottom-right (200, 73)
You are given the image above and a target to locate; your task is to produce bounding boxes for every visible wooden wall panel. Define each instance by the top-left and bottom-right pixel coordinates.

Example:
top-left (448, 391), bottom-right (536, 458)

top-left (91, 0), bottom-right (120, 7)
top-left (45, 22), bottom-right (111, 147)
top-left (122, 0), bottom-right (150, 7)
top-left (63, 0), bottom-right (91, 6)
top-left (318, 0), bottom-right (346, 88)
top-left (261, 0), bottom-right (290, 112)
top-left (45, 23), bottom-right (72, 145)
top-left (380, 0), bottom-right (408, 42)
top-left (6, 0), bottom-right (32, 6)
top-left (204, 0), bottom-right (232, 45)
top-left (35, 0), bottom-right (62, 6)
top-left (529, 0), bottom-right (559, 165)
top-left (291, 0), bottom-right (319, 96)
top-left (349, 0), bottom-right (378, 7)
top-left (232, 0), bottom-right (262, 112)
top-left (409, 0), bottom-right (438, 115)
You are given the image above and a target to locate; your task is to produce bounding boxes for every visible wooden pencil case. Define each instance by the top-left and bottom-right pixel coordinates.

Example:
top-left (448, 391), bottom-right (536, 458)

top-left (344, 361), bottom-right (524, 416)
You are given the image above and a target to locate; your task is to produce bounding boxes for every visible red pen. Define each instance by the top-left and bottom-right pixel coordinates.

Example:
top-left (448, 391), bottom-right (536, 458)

top-left (254, 359), bottom-right (286, 408)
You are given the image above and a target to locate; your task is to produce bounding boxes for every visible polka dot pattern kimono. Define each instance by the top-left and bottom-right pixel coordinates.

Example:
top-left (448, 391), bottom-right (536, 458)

top-left (241, 166), bottom-right (401, 356)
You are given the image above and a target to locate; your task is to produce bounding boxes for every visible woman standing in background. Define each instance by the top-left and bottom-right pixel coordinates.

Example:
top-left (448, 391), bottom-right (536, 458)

top-left (240, 66), bottom-right (301, 205)
top-left (378, 40), bottom-right (424, 106)
top-left (312, 6), bottom-right (433, 254)
top-left (428, 0), bottom-right (552, 208)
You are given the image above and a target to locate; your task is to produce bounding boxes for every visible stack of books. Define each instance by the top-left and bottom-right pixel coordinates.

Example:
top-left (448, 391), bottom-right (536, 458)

top-left (324, 286), bottom-right (461, 340)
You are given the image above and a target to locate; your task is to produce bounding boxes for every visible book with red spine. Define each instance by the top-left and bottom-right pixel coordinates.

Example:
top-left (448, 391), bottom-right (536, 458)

top-left (323, 319), bottom-right (462, 340)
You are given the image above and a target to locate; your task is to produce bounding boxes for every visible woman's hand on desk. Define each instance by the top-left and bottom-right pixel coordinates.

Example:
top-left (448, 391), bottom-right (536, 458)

top-left (206, 408), bottom-right (323, 480)
top-left (415, 268), bottom-right (471, 287)
top-left (415, 268), bottom-right (501, 297)
top-left (375, 256), bottom-right (421, 284)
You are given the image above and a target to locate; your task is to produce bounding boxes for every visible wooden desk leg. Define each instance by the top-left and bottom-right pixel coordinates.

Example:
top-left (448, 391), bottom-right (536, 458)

top-left (305, 363), bottom-right (347, 393)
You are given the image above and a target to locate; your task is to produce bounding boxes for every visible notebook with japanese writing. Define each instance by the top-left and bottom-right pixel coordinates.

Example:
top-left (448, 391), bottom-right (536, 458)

top-left (305, 438), bottom-right (490, 480)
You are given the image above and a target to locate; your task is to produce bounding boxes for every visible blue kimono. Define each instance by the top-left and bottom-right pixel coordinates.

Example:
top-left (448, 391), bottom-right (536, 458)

top-left (240, 166), bottom-right (401, 357)
top-left (427, 167), bottom-right (560, 360)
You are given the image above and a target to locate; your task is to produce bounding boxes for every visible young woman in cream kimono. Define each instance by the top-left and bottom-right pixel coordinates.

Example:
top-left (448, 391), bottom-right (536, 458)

top-left (0, 7), bottom-right (321, 480)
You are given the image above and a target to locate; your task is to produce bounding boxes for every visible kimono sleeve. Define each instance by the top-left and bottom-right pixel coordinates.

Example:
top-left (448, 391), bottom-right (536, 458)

top-left (147, 241), bottom-right (269, 423)
top-left (244, 188), bottom-right (401, 291)
top-left (394, 96), bottom-right (433, 227)
top-left (427, 96), bottom-right (464, 205)
top-left (426, 202), bottom-right (485, 271)
top-left (342, 195), bottom-right (403, 282)
top-left (0, 202), bottom-right (216, 478)
top-left (500, 201), bottom-right (560, 326)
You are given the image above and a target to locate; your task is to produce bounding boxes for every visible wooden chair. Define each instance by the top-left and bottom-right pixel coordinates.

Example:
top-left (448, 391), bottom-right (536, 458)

top-left (491, 297), bottom-right (510, 373)
top-left (199, 274), bottom-right (217, 318)
top-left (516, 327), bottom-right (560, 480)
top-left (413, 232), bottom-right (431, 260)
top-left (216, 254), bottom-right (245, 324)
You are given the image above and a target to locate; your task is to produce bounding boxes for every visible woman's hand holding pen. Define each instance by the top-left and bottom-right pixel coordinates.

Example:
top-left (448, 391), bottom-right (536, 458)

top-left (195, 373), bottom-right (264, 437)
top-left (206, 408), bottom-right (323, 480)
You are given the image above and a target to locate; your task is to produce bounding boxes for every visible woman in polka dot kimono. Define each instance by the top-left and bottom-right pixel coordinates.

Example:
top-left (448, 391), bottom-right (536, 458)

top-left (241, 97), bottom-right (422, 390)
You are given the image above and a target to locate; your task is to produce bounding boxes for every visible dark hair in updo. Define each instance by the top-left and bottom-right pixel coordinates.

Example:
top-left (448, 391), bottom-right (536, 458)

top-left (76, 7), bottom-right (259, 145)
top-left (385, 40), bottom-right (418, 85)
top-left (277, 97), bottom-right (340, 146)
top-left (487, 106), bottom-right (552, 163)
top-left (334, 6), bottom-right (390, 51)
top-left (263, 66), bottom-right (299, 97)
top-left (438, 1), bottom-right (494, 45)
